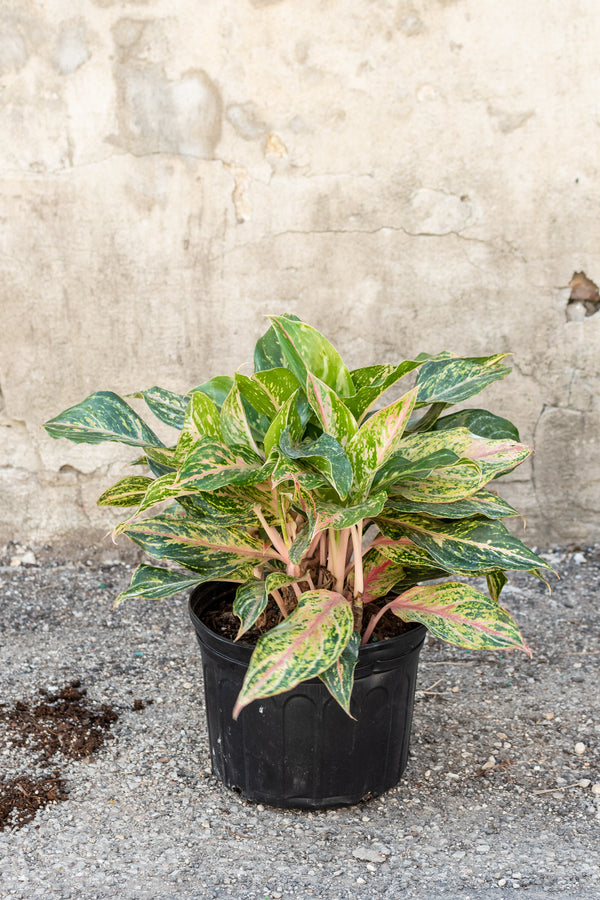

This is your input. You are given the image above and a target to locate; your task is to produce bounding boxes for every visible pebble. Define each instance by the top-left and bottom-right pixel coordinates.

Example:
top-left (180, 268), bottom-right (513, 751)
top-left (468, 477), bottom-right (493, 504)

top-left (591, 784), bottom-right (600, 795)
top-left (574, 742), bottom-right (586, 755)
top-left (353, 845), bottom-right (388, 863)
top-left (12, 550), bottom-right (36, 566)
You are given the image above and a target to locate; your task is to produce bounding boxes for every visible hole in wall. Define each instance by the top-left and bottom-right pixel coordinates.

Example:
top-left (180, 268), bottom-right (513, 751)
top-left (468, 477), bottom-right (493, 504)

top-left (566, 271), bottom-right (600, 321)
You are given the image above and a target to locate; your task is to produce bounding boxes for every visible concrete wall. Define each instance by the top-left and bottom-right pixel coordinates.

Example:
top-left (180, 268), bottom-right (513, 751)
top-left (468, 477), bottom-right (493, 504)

top-left (1, 0), bottom-right (599, 548)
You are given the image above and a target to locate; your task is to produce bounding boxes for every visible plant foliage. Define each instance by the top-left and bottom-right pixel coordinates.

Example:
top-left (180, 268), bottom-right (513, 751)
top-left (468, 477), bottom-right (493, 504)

top-left (45, 314), bottom-right (551, 718)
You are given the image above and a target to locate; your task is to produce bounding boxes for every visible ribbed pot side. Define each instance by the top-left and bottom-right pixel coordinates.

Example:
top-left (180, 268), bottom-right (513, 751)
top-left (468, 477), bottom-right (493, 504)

top-left (189, 583), bottom-right (426, 810)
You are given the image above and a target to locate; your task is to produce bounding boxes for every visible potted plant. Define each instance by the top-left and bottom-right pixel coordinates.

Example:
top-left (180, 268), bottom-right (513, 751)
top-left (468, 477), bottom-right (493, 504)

top-left (44, 314), bottom-right (550, 809)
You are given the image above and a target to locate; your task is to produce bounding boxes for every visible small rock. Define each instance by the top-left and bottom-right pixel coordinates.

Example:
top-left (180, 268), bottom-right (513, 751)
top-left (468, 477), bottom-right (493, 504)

top-left (353, 845), bottom-right (388, 863)
top-left (576, 779), bottom-right (591, 788)
top-left (475, 844), bottom-right (491, 853)
top-left (591, 784), bottom-right (600, 795)
top-left (481, 756), bottom-right (496, 771)
top-left (574, 742), bottom-right (586, 755)
top-left (498, 879), bottom-right (507, 887)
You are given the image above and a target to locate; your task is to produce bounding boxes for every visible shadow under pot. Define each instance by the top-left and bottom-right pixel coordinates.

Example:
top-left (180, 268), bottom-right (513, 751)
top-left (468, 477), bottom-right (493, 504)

top-left (189, 582), bottom-right (426, 810)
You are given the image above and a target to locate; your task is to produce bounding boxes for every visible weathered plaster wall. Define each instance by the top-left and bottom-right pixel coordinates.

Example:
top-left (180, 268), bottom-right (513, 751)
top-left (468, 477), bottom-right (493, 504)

top-left (1, 0), bottom-right (599, 547)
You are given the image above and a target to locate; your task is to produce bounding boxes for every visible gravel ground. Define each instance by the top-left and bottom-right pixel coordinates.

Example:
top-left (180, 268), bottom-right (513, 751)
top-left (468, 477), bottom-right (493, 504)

top-left (0, 541), bottom-right (599, 900)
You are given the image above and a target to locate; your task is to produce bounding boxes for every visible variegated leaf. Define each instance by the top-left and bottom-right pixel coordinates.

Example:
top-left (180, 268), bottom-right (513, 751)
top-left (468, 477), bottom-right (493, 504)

top-left (306, 372), bottom-right (358, 448)
top-left (114, 564), bottom-right (207, 606)
top-left (263, 390), bottom-right (304, 457)
top-left (178, 484), bottom-right (277, 525)
top-left (44, 391), bottom-right (163, 448)
top-left (270, 452), bottom-right (329, 491)
top-left (279, 429), bottom-right (353, 499)
top-left (487, 570), bottom-right (508, 603)
top-left (357, 547), bottom-right (447, 602)
top-left (386, 428), bottom-right (531, 502)
top-left (388, 582), bottom-right (530, 653)
top-left (97, 476), bottom-right (153, 507)
top-left (144, 446), bottom-right (178, 469)
top-left (415, 353), bottom-right (512, 407)
top-left (124, 514), bottom-right (274, 575)
top-left (177, 437), bottom-right (272, 492)
top-left (175, 391), bottom-right (223, 463)
top-left (233, 572), bottom-right (306, 638)
top-left (220, 384), bottom-right (261, 455)
top-left (253, 368), bottom-right (300, 410)
top-left (253, 313), bottom-right (301, 372)
top-left (373, 448), bottom-right (460, 491)
top-left (192, 375), bottom-right (234, 408)
top-left (378, 516), bottom-right (552, 576)
top-left (346, 359), bottom-right (427, 422)
top-left (235, 372), bottom-right (278, 419)
top-left (131, 387), bottom-right (190, 429)
top-left (383, 489), bottom-right (519, 520)
top-left (269, 315), bottom-right (355, 398)
top-left (434, 408), bottom-right (520, 441)
top-left (346, 387), bottom-right (418, 500)
top-left (232, 589), bottom-right (354, 718)
top-left (405, 401), bottom-right (450, 434)
top-left (319, 631), bottom-right (360, 715)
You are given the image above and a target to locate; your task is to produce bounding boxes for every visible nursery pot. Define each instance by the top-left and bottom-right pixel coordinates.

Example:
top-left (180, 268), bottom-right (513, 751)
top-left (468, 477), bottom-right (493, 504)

top-left (189, 583), bottom-right (426, 810)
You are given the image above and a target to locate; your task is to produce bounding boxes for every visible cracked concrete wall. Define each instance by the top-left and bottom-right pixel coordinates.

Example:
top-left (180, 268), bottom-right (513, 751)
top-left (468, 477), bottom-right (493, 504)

top-left (1, 0), bottom-right (600, 547)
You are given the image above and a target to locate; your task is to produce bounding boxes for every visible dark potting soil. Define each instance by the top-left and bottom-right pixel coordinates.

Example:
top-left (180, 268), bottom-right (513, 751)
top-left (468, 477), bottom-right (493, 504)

top-left (0, 680), bottom-right (128, 830)
top-left (203, 593), bottom-right (413, 646)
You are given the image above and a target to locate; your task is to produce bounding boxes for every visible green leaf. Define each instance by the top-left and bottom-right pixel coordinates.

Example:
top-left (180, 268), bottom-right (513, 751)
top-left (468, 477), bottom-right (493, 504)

top-left (383, 489), bottom-right (519, 520)
top-left (124, 514), bottom-right (272, 574)
top-left (415, 353), bottom-right (512, 407)
top-left (378, 515), bottom-right (552, 576)
top-left (269, 315), bottom-right (355, 398)
top-left (319, 631), bottom-right (360, 716)
top-left (346, 387), bottom-right (418, 500)
top-left (233, 572), bottom-right (306, 639)
top-left (232, 589), bottom-right (354, 718)
top-left (434, 408), bottom-right (520, 441)
top-left (388, 582), bottom-right (530, 653)
top-left (44, 391), bottom-right (164, 448)
top-left (253, 368), bottom-right (300, 410)
top-left (279, 429), bottom-right (353, 499)
top-left (487, 570), bottom-right (508, 603)
top-left (306, 372), bottom-right (358, 448)
top-left (97, 476), bottom-right (153, 507)
top-left (192, 376), bottom-right (235, 408)
top-left (253, 314), bottom-right (301, 372)
top-left (131, 387), bottom-right (190, 429)
top-left (114, 564), bottom-right (207, 606)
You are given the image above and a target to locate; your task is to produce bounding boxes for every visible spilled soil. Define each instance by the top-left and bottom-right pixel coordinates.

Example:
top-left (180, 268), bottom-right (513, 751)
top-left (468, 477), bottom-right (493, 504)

top-left (0, 680), bottom-right (120, 830)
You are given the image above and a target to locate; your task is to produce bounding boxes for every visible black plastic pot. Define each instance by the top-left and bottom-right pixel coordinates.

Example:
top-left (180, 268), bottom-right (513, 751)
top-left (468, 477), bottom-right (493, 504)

top-left (189, 582), bottom-right (426, 809)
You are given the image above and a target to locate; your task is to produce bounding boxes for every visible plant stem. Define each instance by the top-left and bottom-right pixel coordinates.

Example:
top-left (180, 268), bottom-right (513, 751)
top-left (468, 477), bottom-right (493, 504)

top-left (350, 522), bottom-right (364, 599)
top-left (271, 588), bottom-right (288, 618)
top-left (253, 504), bottom-right (289, 562)
top-left (361, 599), bottom-right (395, 645)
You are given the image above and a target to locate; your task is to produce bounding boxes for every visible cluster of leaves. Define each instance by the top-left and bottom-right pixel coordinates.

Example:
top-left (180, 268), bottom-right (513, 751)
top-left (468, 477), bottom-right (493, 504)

top-left (44, 314), bottom-right (550, 718)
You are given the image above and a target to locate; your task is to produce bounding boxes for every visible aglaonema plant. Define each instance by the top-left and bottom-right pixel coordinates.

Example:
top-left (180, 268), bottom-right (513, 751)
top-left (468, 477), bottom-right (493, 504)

top-left (44, 314), bottom-right (551, 719)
